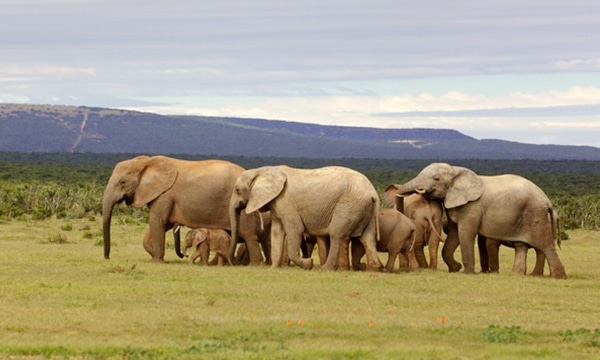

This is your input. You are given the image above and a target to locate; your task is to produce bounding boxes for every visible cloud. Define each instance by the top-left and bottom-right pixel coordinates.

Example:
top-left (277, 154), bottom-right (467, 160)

top-left (2, 1), bottom-right (600, 147)
top-left (1, 64), bottom-right (96, 77)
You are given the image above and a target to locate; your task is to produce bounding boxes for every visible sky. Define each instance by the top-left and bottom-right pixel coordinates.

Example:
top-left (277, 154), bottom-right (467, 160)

top-left (1, 0), bottom-right (600, 147)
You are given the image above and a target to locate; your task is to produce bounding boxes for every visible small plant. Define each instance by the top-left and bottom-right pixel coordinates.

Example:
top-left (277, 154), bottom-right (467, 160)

top-left (60, 223), bottom-right (73, 231)
top-left (44, 232), bottom-right (69, 244)
top-left (562, 328), bottom-right (600, 347)
top-left (82, 231), bottom-right (94, 239)
top-left (483, 325), bottom-right (522, 343)
top-left (107, 263), bottom-right (140, 276)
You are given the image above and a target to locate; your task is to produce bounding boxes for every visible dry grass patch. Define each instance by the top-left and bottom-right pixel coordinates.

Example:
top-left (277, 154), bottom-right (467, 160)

top-left (0, 218), bottom-right (598, 359)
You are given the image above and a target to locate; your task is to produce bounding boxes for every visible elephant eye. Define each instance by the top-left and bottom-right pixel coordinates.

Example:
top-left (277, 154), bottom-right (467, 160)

top-left (433, 176), bottom-right (440, 182)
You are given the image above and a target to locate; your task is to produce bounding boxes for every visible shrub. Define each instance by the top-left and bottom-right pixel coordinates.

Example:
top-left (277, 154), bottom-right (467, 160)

top-left (44, 232), bottom-right (69, 244)
top-left (483, 325), bottom-right (522, 343)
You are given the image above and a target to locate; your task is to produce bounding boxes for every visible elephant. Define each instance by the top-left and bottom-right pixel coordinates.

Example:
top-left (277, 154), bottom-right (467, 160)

top-left (384, 186), bottom-right (444, 270)
top-left (351, 208), bottom-right (418, 272)
top-left (229, 165), bottom-right (381, 271)
top-left (395, 162), bottom-right (566, 279)
top-left (232, 211), bottom-right (273, 266)
top-left (102, 155), bottom-right (264, 263)
top-left (183, 228), bottom-right (233, 266)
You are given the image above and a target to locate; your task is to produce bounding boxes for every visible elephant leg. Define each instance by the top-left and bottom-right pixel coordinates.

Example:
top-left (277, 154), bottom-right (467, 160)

top-left (486, 238), bottom-right (501, 273)
top-left (441, 221), bottom-right (462, 272)
top-left (190, 249), bottom-right (202, 264)
top-left (148, 219), bottom-right (166, 262)
top-left (142, 230), bottom-right (154, 257)
top-left (398, 253), bottom-right (410, 271)
top-left (244, 235), bottom-right (263, 266)
top-left (260, 238), bottom-right (272, 266)
top-left (542, 247), bottom-right (567, 279)
top-left (322, 235), bottom-right (342, 271)
top-left (530, 248), bottom-right (546, 276)
top-left (407, 249), bottom-right (419, 271)
top-left (413, 226), bottom-right (429, 268)
top-left (287, 231), bottom-right (313, 270)
top-left (358, 221), bottom-right (381, 272)
top-left (478, 235), bottom-right (489, 273)
top-left (301, 237), bottom-right (313, 258)
top-left (350, 239), bottom-right (366, 271)
top-left (512, 243), bottom-right (528, 275)
top-left (427, 231), bottom-right (440, 270)
top-left (385, 250), bottom-right (399, 273)
top-left (270, 219), bottom-right (285, 268)
top-left (337, 238), bottom-right (350, 270)
top-left (457, 225), bottom-right (478, 274)
top-left (316, 236), bottom-right (329, 266)
top-left (200, 243), bottom-right (210, 266)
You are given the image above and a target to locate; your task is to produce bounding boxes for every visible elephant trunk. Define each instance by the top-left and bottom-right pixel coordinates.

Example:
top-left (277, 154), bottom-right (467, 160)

top-left (182, 240), bottom-right (190, 258)
top-left (395, 179), bottom-right (420, 196)
top-left (229, 204), bottom-right (241, 262)
top-left (173, 225), bottom-right (185, 258)
top-left (102, 190), bottom-right (118, 260)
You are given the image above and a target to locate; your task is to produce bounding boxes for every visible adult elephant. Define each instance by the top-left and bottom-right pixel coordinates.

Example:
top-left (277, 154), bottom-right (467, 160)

top-left (384, 186), bottom-right (444, 270)
top-left (102, 155), bottom-right (263, 263)
top-left (229, 165), bottom-right (381, 271)
top-left (395, 163), bottom-right (566, 279)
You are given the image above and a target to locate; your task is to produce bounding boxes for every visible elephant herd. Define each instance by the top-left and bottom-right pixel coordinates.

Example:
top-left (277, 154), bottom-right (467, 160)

top-left (102, 156), bottom-right (567, 279)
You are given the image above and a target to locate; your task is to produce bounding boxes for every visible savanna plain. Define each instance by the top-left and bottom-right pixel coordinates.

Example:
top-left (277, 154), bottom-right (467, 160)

top-left (0, 155), bottom-right (600, 359)
top-left (0, 218), bottom-right (599, 359)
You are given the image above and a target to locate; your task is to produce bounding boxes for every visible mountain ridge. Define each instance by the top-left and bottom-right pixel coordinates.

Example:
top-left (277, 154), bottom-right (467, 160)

top-left (1, 103), bottom-right (599, 160)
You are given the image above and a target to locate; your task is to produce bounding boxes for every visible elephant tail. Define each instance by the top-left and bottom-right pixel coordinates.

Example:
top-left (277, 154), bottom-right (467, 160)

top-left (549, 207), bottom-right (561, 249)
top-left (374, 196), bottom-right (380, 241)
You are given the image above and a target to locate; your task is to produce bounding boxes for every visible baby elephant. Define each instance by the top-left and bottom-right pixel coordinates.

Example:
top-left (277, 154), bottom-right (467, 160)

top-left (351, 209), bottom-right (417, 272)
top-left (184, 228), bottom-right (233, 266)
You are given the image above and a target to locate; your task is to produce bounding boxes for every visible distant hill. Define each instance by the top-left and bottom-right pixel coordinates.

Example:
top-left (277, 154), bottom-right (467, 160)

top-left (1, 103), bottom-right (600, 160)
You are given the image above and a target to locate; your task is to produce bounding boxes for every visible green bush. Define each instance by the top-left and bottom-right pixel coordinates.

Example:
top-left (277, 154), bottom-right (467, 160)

top-left (483, 325), bottom-right (522, 343)
top-left (562, 328), bottom-right (600, 347)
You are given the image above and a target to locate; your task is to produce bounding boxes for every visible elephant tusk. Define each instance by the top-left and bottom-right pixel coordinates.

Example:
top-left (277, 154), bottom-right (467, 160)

top-left (173, 224), bottom-right (180, 234)
top-left (415, 188), bottom-right (427, 195)
top-left (259, 212), bottom-right (265, 231)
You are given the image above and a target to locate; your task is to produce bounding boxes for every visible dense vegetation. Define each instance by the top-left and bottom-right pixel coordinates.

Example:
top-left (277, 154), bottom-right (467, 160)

top-left (0, 152), bottom-right (599, 230)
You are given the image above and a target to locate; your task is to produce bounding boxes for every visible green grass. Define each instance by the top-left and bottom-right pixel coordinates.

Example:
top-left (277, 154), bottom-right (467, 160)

top-left (0, 218), bottom-right (599, 359)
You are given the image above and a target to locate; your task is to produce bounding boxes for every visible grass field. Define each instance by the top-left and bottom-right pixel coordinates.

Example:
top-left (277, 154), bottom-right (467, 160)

top-left (0, 216), bottom-right (599, 359)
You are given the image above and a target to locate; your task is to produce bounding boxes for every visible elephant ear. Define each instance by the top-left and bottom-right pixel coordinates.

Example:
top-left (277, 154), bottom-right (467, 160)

top-left (245, 167), bottom-right (287, 214)
top-left (133, 156), bottom-right (178, 208)
top-left (383, 184), bottom-right (401, 209)
top-left (192, 229), bottom-right (208, 247)
top-left (444, 166), bottom-right (484, 209)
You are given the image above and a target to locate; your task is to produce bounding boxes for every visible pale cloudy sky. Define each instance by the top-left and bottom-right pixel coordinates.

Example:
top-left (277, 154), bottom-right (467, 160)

top-left (2, 0), bottom-right (600, 147)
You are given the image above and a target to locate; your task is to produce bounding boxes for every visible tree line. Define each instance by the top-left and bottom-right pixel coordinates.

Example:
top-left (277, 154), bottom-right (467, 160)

top-left (0, 153), bottom-right (598, 230)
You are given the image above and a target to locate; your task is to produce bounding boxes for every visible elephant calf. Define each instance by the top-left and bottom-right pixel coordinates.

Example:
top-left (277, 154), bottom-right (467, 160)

top-left (351, 209), bottom-right (417, 272)
top-left (184, 228), bottom-right (233, 266)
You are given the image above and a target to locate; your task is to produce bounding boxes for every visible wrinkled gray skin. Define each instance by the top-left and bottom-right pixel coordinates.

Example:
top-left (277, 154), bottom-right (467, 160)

top-left (183, 228), bottom-right (233, 266)
top-left (351, 209), bottom-right (417, 272)
top-left (384, 187), bottom-right (444, 270)
top-left (229, 165), bottom-right (381, 271)
top-left (396, 163), bottom-right (566, 279)
top-left (102, 155), bottom-right (263, 263)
